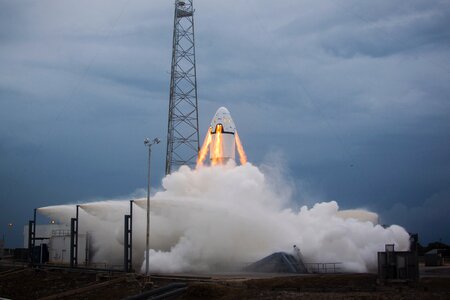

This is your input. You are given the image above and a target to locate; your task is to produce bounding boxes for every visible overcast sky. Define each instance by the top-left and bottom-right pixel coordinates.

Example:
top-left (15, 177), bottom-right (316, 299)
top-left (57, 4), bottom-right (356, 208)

top-left (1, 0), bottom-right (449, 247)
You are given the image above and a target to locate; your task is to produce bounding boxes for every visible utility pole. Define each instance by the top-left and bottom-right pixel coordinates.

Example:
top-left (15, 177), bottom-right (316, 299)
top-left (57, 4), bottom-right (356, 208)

top-left (144, 137), bottom-right (160, 275)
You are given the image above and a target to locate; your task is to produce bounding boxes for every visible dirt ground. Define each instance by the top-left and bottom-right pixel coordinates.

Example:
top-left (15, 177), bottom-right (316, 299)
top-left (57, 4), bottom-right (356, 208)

top-left (0, 267), bottom-right (153, 300)
top-left (181, 274), bottom-right (450, 300)
top-left (1, 265), bottom-right (449, 299)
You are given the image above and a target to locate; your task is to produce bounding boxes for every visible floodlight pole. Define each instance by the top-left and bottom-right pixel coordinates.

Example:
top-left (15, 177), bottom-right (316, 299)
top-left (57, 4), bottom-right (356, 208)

top-left (144, 137), bottom-right (160, 276)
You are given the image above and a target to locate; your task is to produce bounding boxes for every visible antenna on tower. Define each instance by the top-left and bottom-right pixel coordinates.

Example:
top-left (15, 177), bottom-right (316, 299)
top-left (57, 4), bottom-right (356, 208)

top-left (165, 0), bottom-right (200, 175)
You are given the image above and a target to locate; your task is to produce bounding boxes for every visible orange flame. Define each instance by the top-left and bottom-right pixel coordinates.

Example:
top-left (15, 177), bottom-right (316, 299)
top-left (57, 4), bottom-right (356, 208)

top-left (196, 124), bottom-right (247, 167)
top-left (211, 124), bottom-right (223, 166)
top-left (235, 130), bottom-right (247, 165)
top-left (196, 128), bottom-right (212, 168)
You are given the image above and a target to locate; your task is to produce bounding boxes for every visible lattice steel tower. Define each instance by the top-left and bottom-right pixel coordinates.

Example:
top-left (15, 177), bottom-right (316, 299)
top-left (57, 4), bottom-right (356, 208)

top-left (165, 0), bottom-right (200, 175)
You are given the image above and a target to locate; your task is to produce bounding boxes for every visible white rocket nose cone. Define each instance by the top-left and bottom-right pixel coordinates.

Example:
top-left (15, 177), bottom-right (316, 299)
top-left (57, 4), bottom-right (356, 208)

top-left (210, 106), bottom-right (236, 134)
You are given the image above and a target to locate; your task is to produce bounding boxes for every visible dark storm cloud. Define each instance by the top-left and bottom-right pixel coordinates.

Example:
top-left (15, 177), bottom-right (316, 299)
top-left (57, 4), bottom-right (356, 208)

top-left (0, 0), bottom-right (449, 246)
top-left (319, 7), bottom-right (450, 58)
top-left (382, 190), bottom-right (450, 242)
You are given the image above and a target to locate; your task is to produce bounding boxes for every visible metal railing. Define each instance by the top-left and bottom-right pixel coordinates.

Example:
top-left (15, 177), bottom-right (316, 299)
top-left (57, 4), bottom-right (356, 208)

top-left (305, 262), bottom-right (342, 273)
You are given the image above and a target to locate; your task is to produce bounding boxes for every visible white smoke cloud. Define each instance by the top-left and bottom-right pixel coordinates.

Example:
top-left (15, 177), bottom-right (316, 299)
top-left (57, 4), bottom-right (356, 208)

top-left (38, 162), bottom-right (410, 273)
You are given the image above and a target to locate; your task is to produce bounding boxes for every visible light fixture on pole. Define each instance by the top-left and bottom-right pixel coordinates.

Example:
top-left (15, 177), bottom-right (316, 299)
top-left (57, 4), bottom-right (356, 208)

top-left (144, 137), bottom-right (160, 276)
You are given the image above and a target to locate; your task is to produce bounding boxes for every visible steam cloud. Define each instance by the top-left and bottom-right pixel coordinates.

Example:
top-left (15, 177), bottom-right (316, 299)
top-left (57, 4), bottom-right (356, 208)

top-left (38, 162), bottom-right (410, 273)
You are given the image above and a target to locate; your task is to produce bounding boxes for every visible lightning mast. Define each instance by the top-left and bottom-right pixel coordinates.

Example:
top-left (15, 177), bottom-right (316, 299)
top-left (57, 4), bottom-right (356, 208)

top-left (165, 0), bottom-right (200, 174)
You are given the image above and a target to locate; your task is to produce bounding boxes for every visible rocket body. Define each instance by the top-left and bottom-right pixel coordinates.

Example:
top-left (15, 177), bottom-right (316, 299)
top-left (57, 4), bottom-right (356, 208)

top-left (209, 107), bottom-right (236, 163)
top-left (196, 106), bottom-right (246, 167)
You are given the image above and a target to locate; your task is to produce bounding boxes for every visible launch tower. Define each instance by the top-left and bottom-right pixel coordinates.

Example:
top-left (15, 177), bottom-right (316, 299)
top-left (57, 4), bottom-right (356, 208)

top-left (165, 0), bottom-right (200, 174)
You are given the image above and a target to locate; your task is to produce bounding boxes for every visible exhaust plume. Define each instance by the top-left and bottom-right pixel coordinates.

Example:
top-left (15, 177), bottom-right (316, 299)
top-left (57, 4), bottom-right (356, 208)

top-left (38, 162), bottom-right (409, 273)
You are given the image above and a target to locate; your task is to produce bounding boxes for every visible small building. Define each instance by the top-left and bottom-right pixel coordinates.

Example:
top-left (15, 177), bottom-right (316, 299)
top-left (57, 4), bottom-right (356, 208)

top-left (24, 224), bottom-right (90, 265)
top-left (378, 244), bottom-right (419, 282)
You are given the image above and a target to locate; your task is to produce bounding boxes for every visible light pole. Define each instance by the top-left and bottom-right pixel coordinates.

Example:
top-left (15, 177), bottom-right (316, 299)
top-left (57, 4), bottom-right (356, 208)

top-left (144, 137), bottom-right (160, 275)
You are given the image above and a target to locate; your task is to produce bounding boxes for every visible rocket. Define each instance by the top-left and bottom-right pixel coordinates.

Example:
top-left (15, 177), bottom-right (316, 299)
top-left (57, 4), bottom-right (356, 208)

top-left (209, 107), bottom-right (236, 163)
top-left (197, 106), bottom-right (247, 167)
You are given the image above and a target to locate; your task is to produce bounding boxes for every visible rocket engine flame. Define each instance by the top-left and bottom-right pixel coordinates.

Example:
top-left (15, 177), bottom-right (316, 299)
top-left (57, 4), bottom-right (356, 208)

top-left (235, 131), bottom-right (247, 165)
top-left (211, 124), bottom-right (224, 166)
top-left (196, 128), bottom-right (212, 168)
top-left (196, 107), bottom-right (247, 167)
